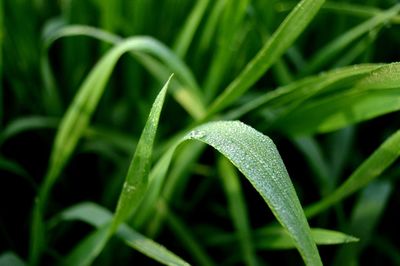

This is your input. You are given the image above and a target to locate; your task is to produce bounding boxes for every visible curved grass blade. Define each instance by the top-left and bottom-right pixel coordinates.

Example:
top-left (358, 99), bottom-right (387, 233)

top-left (63, 77), bottom-right (172, 265)
top-left (183, 121), bottom-right (322, 265)
top-left (52, 202), bottom-right (190, 266)
top-left (276, 62), bottom-right (400, 136)
top-left (126, 120), bottom-right (322, 265)
top-left (0, 252), bottom-right (26, 266)
top-left (301, 4), bottom-right (400, 76)
top-left (218, 157), bottom-right (257, 266)
top-left (30, 38), bottom-right (175, 265)
top-left (224, 62), bottom-right (381, 121)
top-left (42, 24), bottom-right (205, 119)
top-left (206, 0), bottom-right (325, 116)
top-left (305, 129), bottom-right (400, 218)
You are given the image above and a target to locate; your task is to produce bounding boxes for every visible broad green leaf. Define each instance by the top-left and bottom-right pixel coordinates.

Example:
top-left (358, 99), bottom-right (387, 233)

top-left (218, 157), bottom-right (257, 266)
top-left (63, 77), bottom-right (172, 265)
top-left (42, 24), bottom-right (205, 119)
top-left (255, 227), bottom-right (359, 250)
top-left (53, 202), bottom-right (190, 266)
top-left (0, 252), bottom-right (26, 266)
top-left (276, 63), bottom-right (400, 136)
top-left (301, 4), bottom-right (400, 75)
top-left (305, 129), bottom-right (400, 218)
top-left (206, 0), bottom-right (325, 116)
top-left (333, 181), bottom-right (392, 265)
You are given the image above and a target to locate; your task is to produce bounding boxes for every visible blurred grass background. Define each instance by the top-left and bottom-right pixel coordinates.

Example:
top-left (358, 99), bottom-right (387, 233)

top-left (1, 0), bottom-right (400, 265)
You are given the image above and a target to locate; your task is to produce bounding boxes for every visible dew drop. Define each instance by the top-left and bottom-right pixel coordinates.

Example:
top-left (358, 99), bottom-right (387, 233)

top-left (123, 183), bottom-right (136, 193)
top-left (189, 130), bottom-right (206, 139)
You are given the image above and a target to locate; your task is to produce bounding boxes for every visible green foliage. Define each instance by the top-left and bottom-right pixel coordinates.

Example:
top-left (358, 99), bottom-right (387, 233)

top-left (2, 0), bottom-right (400, 265)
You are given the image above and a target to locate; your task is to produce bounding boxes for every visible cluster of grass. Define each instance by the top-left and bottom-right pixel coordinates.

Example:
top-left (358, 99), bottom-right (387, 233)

top-left (1, 0), bottom-right (400, 265)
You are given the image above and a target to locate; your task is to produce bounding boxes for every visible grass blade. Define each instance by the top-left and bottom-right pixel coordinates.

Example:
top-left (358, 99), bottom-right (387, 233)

top-left (300, 4), bottom-right (400, 75)
top-left (206, 0), bottom-right (325, 116)
top-left (276, 62), bottom-right (400, 136)
top-left (42, 24), bottom-right (205, 118)
top-left (53, 202), bottom-right (190, 266)
top-left (111, 75), bottom-right (171, 232)
top-left (173, 0), bottom-right (210, 58)
top-left (63, 77), bottom-right (172, 265)
top-left (255, 227), bottom-right (359, 250)
top-left (31, 38), bottom-right (175, 264)
top-left (218, 157), bottom-right (257, 266)
top-left (305, 130), bottom-right (400, 218)
top-left (184, 121), bottom-right (322, 266)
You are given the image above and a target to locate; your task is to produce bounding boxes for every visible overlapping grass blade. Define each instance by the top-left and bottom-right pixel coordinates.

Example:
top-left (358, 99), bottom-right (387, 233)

top-left (305, 129), bottom-right (400, 218)
top-left (276, 63), bottom-right (400, 136)
top-left (30, 37), bottom-right (176, 265)
top-left (225, 63), bottom-right (381, 120)
top-left (300, 4), bottom-right (400, 75)
top-left (0, 252), bottom-right (26, 266)
top-left (218, 157), bottom-right (257, 266)
top-left (42, 24), bottom-right (205, 119)
top-left (206, 0), bottom-right (325, 116)
top-left (52, 202), bottom-right (190, 266)
top-left (62, 77), bottom-right (171, 265)
top-left (128, 120), bottom-right (322, 265)
top-left (203, 0), bottom-right (249, 100)
top-left (333, 181), bottom-right (392, 265)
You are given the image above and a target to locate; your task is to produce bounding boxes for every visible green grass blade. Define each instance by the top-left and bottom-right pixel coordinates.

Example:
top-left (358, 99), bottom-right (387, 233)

top-left (30, 38), bottom-right (175, 265)
top-left (255, 227), bottom-right (359, 250)
top-left (183, 121), bottom-right (322, 266)
top-left (276, 62), bottom-right (400, 136)
top-left (305, 130), bottom-right (400, 218)
top-left (63, 77), bottom-right (171, 265)
top-left (206, 0), bottom-right (325, 116)
top-left (132, 120), bottom-right (322, 265)
top-left (53, 202), bottom-right (191, 266)
top-left (110, 75), bottom-right (171, 232)
top-left (42, 25), bottom-right (205, 119)
top-left (321, 1), bottom-right (400, 24)
top-left (333, 181), bottom-right (392, 265)
top-left (218, 157), bottom-right (257, 266)
top-left (0, 252), bottom-right (26, 266)
top-left (301, 4), bottom-right (400, 75)
top-left (225, 62), bottom-right (381, 121)
top-left (205, 226), bottom-right (358, 250)
top-left (173, 0), bottom-right (210, 58)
